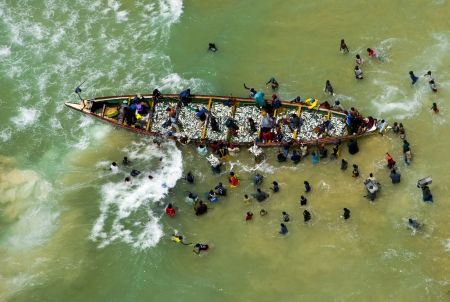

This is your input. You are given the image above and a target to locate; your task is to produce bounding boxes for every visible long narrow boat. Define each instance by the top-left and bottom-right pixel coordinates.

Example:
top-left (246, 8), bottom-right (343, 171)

top-left (65, 94), bottom-right (378, 146)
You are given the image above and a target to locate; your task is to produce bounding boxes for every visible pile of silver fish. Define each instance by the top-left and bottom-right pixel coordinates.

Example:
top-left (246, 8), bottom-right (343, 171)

top-left (206, 103), bottom-right (232, 141)
top-left (232, 105), bottom-right (261, 143)
top-left (327, 116), bottom-right (347, 137)
top-left (275, 109), bottom-right (298, 142)
top-left (177, 104), bottom-right (204, 139)
top-left (151, 102), bottom-right (177, 132)
top-left (150, 100), bottom-right (347, 143)
top-left (297, 111), bottom-right (323, 141)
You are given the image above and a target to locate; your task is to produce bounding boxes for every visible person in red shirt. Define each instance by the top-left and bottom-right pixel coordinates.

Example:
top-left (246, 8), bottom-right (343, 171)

top-left (386, 153), bottom-right (396, 169)
top-left (367, 48), bottom-right (377, 58)
top-left (228, 171), bottom-right (239, 188)
top-left (165, 203), bottom-right (176, 217)
top-left (245, 212), bottom-right (253, 221)
top-left (431, 103), bottom-right (439, 113)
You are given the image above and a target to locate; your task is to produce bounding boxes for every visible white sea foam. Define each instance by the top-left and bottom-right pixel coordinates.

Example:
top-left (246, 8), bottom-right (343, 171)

top-left (108, 0), bottom-right (120, 11)
top-left (370, 79), bottom-right (428, 119)
top-left (444, 239), bottom-right (450, 251)
top-left (71, 122), bottom-right (110, 150)
top-left (159, 73), bottom-right (209, 93)
top-left (48, 116), bottom-right (63, 130)
top-left (90, 141), bottom-right (183, 249)
top-left (50, 27), bottom-right (65, 46)
top-left (116, 10), bottom-right (128, 23)
top-left (10, 107), bottom-right (41, 130)
top-left (0, 128), bottom-right (12, 142)
top-left (0, 45), bottom-right (11, 58)
top-left (230, 159), bottom-right (276, 174)
top-left (158, 0), bottom-right (183, 25)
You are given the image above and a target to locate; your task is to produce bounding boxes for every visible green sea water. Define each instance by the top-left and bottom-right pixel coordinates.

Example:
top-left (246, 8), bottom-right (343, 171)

top-left (1, 0), bottom-right (450, 301)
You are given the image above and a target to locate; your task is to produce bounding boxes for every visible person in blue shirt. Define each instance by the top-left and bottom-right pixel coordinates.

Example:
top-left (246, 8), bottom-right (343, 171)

top-left (390, 168), bottom-right (401, 184)
top-left (195, 107), bottom-right (208, 121)
top-left (409, 71), bottom-right (419, 85)
top-left (291, 150), bottom-right (301, 164)
top-left (304, 181), bottom-right (311, 193)
top-left (253, 173), bottom-right (264, 186)
top-left (185, 171), bottom-right (194, 184)
top-left (208, 190), bottom-right (218, 203)
top-left (279, 223), bottom-right (288, 235)
top-left (271, 181), bottom-right (279, 193)
top-left (311, 152), bottom-right (319, 164)
top-left (408, 218), bottom-right (419, 230)
top-left (179, 89), bottom-right (191, 105)
top-left (421, 185), bottom-right (433, 202)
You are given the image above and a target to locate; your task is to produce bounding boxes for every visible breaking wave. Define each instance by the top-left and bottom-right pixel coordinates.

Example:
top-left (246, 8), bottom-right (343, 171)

top-left (90, 140), bottom-right (183, 249)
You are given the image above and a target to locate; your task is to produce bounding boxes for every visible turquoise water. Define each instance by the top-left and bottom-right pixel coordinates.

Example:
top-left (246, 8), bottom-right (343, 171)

top-left (1, 0), bottom-right (450, 301)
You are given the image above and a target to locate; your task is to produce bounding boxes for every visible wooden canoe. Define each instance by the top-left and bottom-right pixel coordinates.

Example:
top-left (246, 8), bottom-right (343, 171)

top-left (64, 94), bottom-right (378, 147)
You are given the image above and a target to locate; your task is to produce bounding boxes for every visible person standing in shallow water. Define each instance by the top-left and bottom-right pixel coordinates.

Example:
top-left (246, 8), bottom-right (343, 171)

top-left (245, 212), bottom-right (253, 221)
top-left (340, 39), bottom-right (349, 54)
top-left (324, 80), bottom-right (334, 95)
top-left (282, 211), bottom-right (290, 222)
top-left (429, 80), bottom-right (438, 92)
top-left (354, 66), bottom-right (363, 79)
top-left (352, 164), bottom-right (360, 178)
top-left (208, 43), bottom-right (217, 52)
top-left (303, 210), bottom-right (311, 222)
top-left (110, 162), bottom-right (119, 173)
top-left (342, 208), bottom-right (350, 220)
top-left (300, 195), bottom-right (307, 206)
top-left (266, 77), bottom-right (279, 90)
top-left (409, 71), bottom-right (419, 85)
top-left (279, 223), bottom-right (288, 235)
top-left (193, 243), bottom-right (209, 254)
top-left (304, 181), bottom-right (311, 193)
top-left (355, 54), bottom-right (364, 65)
top-left (341, 159), bottom-right (348, 170)
top-left (271, 181), bottom-right (280, 193)
top-left (185, 171), bottom-right (194, 184)
top-left (431, 103), bottom-right (439, 113)
top-left (165, 203), bottom-right (176, 217)
top-left (367, 48), bottom-right (377, 58)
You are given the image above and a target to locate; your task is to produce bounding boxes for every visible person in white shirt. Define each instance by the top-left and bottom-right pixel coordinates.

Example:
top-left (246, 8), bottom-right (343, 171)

top-left (110, 162), bottom-right (119, 173)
